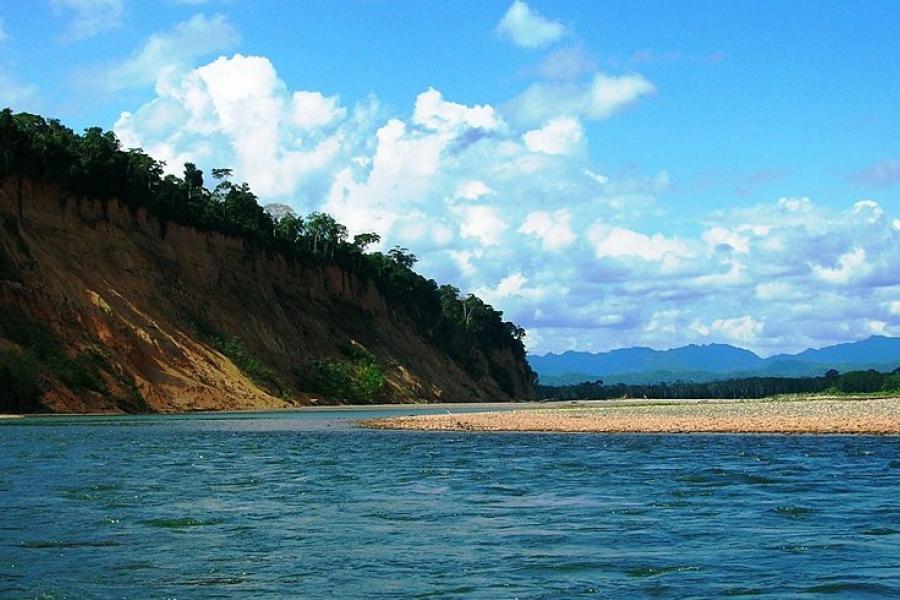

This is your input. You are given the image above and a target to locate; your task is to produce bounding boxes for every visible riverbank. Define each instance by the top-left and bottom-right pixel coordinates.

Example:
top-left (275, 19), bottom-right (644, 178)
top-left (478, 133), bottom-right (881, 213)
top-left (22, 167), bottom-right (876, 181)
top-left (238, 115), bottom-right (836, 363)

top-left (0, 400), bottom-right (549, 420)
top-left (362, 396), bottom-right (900, 434)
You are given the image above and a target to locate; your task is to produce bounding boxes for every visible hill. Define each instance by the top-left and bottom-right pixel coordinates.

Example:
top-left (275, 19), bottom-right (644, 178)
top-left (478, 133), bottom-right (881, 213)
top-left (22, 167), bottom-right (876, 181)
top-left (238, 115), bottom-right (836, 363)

top-left (0, 110), bottom-right (535, 413)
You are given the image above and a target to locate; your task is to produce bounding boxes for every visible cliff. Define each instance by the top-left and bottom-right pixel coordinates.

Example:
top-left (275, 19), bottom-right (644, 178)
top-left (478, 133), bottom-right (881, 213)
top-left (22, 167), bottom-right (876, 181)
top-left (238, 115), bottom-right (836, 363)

top-left (0, 178), bottom-right (535, 413)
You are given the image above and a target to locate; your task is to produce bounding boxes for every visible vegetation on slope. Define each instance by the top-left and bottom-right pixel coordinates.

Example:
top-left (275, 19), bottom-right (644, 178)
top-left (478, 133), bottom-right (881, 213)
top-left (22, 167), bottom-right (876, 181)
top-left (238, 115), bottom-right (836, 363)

top-left (0, 109), bottom-right (536, 399)
top-left (294, 342), bottom-right (388, 404)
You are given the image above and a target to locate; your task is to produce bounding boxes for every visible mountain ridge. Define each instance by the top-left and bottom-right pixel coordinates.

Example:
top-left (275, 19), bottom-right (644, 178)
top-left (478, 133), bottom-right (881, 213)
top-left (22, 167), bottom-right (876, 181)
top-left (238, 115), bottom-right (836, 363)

top-left (530, 337), bottom-right (900, 385)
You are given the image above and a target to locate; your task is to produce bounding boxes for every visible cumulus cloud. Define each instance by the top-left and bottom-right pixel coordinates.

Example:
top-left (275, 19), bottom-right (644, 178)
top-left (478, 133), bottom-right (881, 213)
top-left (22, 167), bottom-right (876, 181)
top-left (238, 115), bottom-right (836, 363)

top-left (497, 1), bottom-right (566, 49)
top-left (456, 205), bottom-right (509, 246)
top-left (116, 54), bottom-right (346, 199)
top-left (703, 226), bottom-right (750, 254)
top-left (455, 180), bottom-right (495, 200)
top-left (508, 72), bottom-right (655, 125)
top-left (476, 272), bottom-right (549, 305)
top-left (115, 53), bottom-right (900, 356)
top-left (52, 0), bottom-right (124, 41)
top-left (589, 224), bottom-right (691, 264)
top-left (849, 158), bottom-right (900, 187)
top-left (522, 116), bottom-right (583, 155)
top-left (519, 209), bottom-right (577, 251)
top-left (811, 247), bottom-right (870, 285)
top-left (692, 316), bottom-right (764, 343)
top-left (101, 14), bottom-right (239, 91)
top-left (290, 91), bottom-right (346, 130)
top-left (412, 87), bottom-right (501, 133)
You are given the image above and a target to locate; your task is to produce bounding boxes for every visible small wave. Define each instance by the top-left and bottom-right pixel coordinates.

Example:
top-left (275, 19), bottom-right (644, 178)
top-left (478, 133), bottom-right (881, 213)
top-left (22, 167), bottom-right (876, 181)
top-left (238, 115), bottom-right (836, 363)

top-left (773, 505), bottom-right (815, 518)
top-left (721, 587), bottom-right (764, 596)
top-left (20, 539), bottom-right (121, 549)
top-left (861, 527), bottom-right (899, 536)
top-left (805, 582), bottom-right (899, 595)
top-left (142, 517), bottom-right (221, 529)
top-left (178, 576), bottom-right (247, 586)
top-left (626, 565), bottom-right (701, 578)
top-left (58, 483), bottom-right (122, 502)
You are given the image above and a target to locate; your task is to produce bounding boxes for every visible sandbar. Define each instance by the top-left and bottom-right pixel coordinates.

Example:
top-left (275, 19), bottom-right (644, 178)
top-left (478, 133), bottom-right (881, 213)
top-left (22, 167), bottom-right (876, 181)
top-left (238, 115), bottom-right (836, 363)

top-left (361, 396), bottom-right (900, 434)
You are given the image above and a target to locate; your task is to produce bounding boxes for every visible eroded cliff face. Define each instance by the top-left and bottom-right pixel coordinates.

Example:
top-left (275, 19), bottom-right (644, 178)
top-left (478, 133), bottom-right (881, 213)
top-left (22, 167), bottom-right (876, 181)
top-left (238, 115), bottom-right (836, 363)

top-left (0, 179), bottom-right (535, 412)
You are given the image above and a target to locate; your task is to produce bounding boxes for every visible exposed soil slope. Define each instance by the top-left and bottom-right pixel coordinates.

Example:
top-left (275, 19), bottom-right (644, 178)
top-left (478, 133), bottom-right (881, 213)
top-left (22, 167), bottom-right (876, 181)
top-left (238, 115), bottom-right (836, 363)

top-left (0, 179), bottom-right (535, 412)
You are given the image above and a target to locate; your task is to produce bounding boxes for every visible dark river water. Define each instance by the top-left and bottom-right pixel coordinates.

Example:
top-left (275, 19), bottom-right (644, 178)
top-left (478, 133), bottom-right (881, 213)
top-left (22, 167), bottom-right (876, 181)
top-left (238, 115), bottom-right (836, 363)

top-left (1, 408), bottom-right (899, 599)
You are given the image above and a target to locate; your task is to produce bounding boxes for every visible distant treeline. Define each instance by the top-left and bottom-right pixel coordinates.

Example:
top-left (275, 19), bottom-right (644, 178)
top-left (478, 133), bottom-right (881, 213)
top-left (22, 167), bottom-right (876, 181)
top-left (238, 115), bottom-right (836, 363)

top-left (537, 368), bottom-right (900, 400)
top-left (0, 109), bottom-right (536, 394)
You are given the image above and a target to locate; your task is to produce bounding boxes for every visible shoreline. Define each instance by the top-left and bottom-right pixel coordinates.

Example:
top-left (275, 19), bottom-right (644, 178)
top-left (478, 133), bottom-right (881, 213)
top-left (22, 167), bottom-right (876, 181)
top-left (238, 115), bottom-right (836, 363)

top-left (362, 396), bottom-right (900, 435)
top-left (0, 400), bottom-right (554, 420)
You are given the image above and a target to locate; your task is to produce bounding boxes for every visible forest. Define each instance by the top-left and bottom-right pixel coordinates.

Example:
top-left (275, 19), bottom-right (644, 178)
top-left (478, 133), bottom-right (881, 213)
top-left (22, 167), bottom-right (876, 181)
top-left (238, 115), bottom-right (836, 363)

top-left (537, 367), bottom-right (900, 400)
top-left (0, 109), bottom-right (536, 397)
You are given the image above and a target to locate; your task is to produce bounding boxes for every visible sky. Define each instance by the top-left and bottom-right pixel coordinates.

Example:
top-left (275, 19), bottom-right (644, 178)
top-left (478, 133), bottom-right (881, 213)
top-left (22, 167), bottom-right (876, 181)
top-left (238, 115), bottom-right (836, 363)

top-left (1, 0), bottom-right (899, 357)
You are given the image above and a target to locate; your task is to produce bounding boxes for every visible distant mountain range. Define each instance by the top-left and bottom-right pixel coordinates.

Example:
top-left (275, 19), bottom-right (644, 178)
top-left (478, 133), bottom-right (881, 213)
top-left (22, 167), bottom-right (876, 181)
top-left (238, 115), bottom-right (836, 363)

top-left (529, 336), bottom-right (900, 385)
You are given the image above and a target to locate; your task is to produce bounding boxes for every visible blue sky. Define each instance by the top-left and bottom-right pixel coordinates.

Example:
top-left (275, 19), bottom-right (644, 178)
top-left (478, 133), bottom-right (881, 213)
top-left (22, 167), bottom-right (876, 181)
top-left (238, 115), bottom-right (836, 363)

top-left (2, 1), bottom-right (899, 355)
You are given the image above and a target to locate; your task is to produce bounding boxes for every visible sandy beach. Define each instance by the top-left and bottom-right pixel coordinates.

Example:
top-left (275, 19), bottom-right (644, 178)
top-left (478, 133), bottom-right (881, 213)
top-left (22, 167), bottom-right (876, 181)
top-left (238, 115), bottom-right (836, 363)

top-left (362, 396), bottom-right (900, 434)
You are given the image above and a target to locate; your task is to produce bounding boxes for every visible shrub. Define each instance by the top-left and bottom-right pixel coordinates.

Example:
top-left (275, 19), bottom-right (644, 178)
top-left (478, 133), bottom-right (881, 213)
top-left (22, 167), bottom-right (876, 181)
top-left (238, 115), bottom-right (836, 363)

top-left (294, 343), bottom-right (386, 404)
top-left (209, 335), bottom-right (288, 397)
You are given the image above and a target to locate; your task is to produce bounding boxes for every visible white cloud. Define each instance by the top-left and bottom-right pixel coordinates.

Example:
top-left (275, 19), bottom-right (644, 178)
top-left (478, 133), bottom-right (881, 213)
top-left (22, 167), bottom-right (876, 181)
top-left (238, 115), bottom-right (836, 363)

top-left (455, 180), bottom-right (495, 200)
top-left (52, 0), bottom-right (124, 41)
top-left (589, 225), bottom-right (691, 263)
top-left (692, 258), bottom-right (745, 286)
top-left (497, 1), bottom-right (566, 49)
top-left (755, 281), bottom-right (796, 301)
top-left (811, 247), bottom-right (869, 284)
top-left (522, 116), bottom-right (583, 155)
top-left (509, 72), bottom-right (655, 125)
top-left (519, 209), bottom-right (576, 251)
top-left (115, 52), bottom-right (900, 357)
top-left (102, 14), bottom-right (239, 91)
top-left (703, 226), bottom-right (750, 253)
top-left (693, 316), bottom-right (763, 342)
top-left (475, 273), bottom-right (552, 309)
top-left (457, 205), bottom-right (509, 246)
top-left (868, 319), bottom-right (887, 334)
top-left (413, 87), bottom-right (501, 133)
top-left (291, 91), bottom-right (346, 130)
top-left (116, 54), bottom-right (345, 199)
top-left (586, 73), bottom-right (656, 119)
top-left (584, 169), bottom-right (608, 185)
top-left (890, 301), bottom-right (900, 316)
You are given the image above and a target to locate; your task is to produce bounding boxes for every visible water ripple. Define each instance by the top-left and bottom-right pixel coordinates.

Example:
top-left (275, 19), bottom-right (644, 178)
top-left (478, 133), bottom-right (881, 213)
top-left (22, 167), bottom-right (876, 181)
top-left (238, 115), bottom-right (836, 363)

top-left (1, 411), bottom-right (899, 598)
